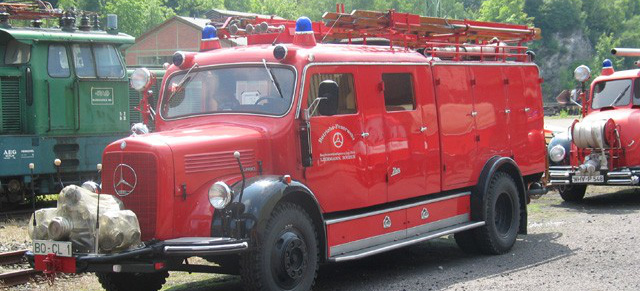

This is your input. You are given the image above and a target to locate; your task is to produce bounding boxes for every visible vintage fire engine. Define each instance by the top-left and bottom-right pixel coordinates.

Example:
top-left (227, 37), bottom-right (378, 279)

top-left (549, 49), bottom-right (640, 201)
top-left (28, 8), bottom-right (546, 291)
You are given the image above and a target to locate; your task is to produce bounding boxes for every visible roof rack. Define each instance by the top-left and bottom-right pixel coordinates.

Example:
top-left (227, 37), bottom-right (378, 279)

top-left (217, 7), bottom-right (541, 62)
top-left (0, 1), bottom-right (61, 20)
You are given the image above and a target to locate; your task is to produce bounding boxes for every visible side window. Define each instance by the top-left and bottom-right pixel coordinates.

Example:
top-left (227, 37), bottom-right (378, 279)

top-left (308, 73), bottom-right (356, 116)
top-left (5, 40), bottom-right (30, 65)
top-left (47, 44), bottom-right (70, 78)
top-left (94, 44), bottom-right (125, 78)
top-left (71, 44), bottom-right (96, 78)
top-left (383, 73), bottom-right (415, 111)
top-left (634, 78), bottom-right (640, 105)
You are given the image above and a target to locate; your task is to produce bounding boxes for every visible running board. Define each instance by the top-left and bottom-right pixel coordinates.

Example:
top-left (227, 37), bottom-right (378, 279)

top-left (328, 221), bottom-right (485, 263)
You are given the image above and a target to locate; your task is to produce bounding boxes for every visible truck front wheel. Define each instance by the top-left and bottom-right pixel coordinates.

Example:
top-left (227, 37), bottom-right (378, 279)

top-left (558, 185), bottom-right (587, 202)
top-left (240, 202), bottom-right (319, 291)
top-left (96, 271), bottom-right (169, 291)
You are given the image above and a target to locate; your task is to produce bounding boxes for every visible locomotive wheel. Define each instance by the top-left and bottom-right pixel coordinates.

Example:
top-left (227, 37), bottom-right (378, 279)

top-left (96, 271), bottom-right (169, 291)
top-left (240, 202), bottom-right (319, 291)
top-left (474, 172), bottom-right (520, 255)
top-left (558, 185), bottom-right (587, 202)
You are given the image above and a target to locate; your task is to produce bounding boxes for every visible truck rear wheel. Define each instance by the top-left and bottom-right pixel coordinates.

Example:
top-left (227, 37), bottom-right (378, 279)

top-left (240, 202), bottom-right (319, 291)
top-left (474, 172), bottom-right (520, 255)
top-left (96, 271), bottom-right (169, 291)
top-left (558, 185), bottom-right (587, 202)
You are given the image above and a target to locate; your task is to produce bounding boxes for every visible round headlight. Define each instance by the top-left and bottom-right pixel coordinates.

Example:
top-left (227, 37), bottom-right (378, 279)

top-left (549, 144), bottom-right (566, 163)
top-left (208, 181), bottom-right (232, 209)
top-left (574, 65), bottom-right (591, 83)
top-left (130, 68), bottom-right (151, 92)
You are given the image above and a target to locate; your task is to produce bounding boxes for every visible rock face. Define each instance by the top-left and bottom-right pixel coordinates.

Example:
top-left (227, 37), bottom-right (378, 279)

top-left (537, 30), bottom-right (595, 102)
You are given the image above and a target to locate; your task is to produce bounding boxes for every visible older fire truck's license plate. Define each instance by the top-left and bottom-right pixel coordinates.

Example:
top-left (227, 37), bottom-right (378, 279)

top-left (572, 175), bottom-right (604, 183)
top-left (33, 240), bottom-right (72, 257)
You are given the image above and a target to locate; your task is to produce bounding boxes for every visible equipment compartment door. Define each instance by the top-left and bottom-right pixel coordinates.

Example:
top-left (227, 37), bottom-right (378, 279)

top-left (45, 43), bottom-right (76, 131)
top-left (432, 65), bottom-right (478, 191)
top-left (304, 66), bottom-right (377, 213)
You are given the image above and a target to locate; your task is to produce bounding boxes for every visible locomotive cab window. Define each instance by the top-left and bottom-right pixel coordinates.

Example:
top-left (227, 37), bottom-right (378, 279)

top-left (308, 73), bottom-right (356, 116)
top-left (383, 73), bottom-right (415, 111)
top-left (94, 44), bottom-right (125, 78)
top-left (5, 40), bottom-right (30, 65)
top-left (72, 44), bottom-right (96, 78)
top-left (47, 44), bottom-right (70, 78)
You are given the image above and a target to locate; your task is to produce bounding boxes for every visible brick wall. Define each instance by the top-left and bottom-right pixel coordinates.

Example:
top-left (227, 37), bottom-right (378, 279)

top-left (125, 20), bottom-right (201, 66)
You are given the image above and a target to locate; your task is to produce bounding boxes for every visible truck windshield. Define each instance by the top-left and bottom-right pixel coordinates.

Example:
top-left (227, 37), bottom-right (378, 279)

top-left (161, 65), bottom-right (295, 118)
top-left (592, 79), bottom-right (632, 109)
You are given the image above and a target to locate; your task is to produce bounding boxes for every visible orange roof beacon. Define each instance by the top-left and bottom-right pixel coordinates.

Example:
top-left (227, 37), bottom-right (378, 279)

top-left (28, 8), bottom-right (547, 291)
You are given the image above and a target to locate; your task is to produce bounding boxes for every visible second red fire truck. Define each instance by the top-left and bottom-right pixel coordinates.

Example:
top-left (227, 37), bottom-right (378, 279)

top-left (28, 8), bottom-right (547, 291)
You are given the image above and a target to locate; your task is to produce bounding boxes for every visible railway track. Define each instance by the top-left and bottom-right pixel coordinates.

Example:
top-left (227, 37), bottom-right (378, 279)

top-left (0, 249), bottom-right (42, 287)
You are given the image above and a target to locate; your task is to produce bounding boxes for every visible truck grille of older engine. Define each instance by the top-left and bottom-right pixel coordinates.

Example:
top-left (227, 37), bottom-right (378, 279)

top-left (102, 152), bottom-right (158, 241)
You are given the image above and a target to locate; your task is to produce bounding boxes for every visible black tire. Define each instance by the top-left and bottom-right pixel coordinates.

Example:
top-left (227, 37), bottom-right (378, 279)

top-left (558, 185), bottom-right (587, 202)
top-left (240, 202), bottom-right (319, 291)
top-left (96, 271), bottom-right (169, 291)
top-left (454, 230), bottom-right (478, 254)
top-left (474, 172), bottom-right (521, 255)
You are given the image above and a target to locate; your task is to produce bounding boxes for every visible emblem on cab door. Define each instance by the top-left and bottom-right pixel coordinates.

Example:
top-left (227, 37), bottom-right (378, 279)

top-left (332, 132), bottom-right (344, 148)
top-left (421, 208), bottom-right (430, 220)
top-left (391, 167), bottom-right (401, 177)
top-left (113, 164), bottom-right (137, 197)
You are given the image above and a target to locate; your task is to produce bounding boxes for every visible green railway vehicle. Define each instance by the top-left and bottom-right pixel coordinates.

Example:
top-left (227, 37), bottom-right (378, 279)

top-left (0, 5), bottom-right (161, 210)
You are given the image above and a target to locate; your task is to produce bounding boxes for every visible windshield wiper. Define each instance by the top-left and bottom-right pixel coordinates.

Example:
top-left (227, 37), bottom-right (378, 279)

top-left (167, 63), bottom-right (199, 102)
top-left (609, 84), bottom-right (631, 106)
top-left (262, 59), bottom-right (284, 99)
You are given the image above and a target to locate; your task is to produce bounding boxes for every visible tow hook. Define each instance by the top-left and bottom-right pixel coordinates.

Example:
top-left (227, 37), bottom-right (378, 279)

top-left (527, 182), bottom-right (548, 200)
top-left (42, 253), bottom-right (60, 285)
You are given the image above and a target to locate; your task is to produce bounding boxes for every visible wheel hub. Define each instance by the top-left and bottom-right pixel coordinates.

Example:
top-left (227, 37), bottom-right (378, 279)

top-left (273, 232), bottom-right (308, 285)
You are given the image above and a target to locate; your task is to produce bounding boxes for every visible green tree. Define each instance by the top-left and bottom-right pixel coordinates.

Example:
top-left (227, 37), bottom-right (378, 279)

top-left (478, 0), bottom-right (533, 25)
top-left (104, 0), bottom-right (174, 37)
top-left (167, 0), bottom-right (224, 18)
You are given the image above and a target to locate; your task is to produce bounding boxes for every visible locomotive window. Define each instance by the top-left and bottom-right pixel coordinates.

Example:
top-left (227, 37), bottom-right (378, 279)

top-left (5, 40), bottom-right (30, 65)
top-left (94, 44), bottom-right (125, 78)
top-left (308, 73), bottom-right (356, 116)
top-left (71, 44), bottom-right (96, 78)
top-left (382, 73), bottom-right (415, 111)
top-left (47, 44), bottom-right (70, 78)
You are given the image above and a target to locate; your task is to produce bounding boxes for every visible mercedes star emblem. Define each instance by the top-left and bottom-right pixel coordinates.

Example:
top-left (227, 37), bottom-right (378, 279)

top-left (113, 164), bottom-right (137, 197)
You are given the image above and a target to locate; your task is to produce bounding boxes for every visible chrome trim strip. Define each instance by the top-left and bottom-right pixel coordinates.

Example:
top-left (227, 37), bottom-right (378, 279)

top-left (159, 63), bottom-right (299, 121)
top-left (548, 180), bottom-right (570, 185)
top-left (549, 171), bottom-right (570, 178)
top-left (330, 229), bottom-right (406, 256)
top-left (325, 192), bottom-right (471, 225)
top-left (330, 221), bottom-right (485, 262)
top-left (607, 179), bottom-right (633, 185)
top-left (607, 172), bottom-right (632, 178)
top-left (406, 214), bottom-right (469, 237)
top-left (163, 242), bottom-right (248, 256)
top-left (549, 166), bottom-right (573, 170)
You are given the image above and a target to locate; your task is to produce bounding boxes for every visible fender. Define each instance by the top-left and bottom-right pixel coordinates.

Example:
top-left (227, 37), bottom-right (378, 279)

top-left (211, 175), bottom-right (327, 256)
top-left (547, 131), bottom-right (571, 166)
top-left (473, 156), bottom-right (528, 234)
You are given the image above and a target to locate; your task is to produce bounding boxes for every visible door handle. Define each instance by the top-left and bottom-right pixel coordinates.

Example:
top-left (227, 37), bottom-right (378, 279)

top-left (361, 132), bottom-right (370, 138)
top-left (420, 126), bottom-right (427, 133)
top-left (524, 107), bottom-right (531, 112)
top-left (504, 109), bottom-right (511, 114)
top-left (469, 111), bottom-right (478, 117)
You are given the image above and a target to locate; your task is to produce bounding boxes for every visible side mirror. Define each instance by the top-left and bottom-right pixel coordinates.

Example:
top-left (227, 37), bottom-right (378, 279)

top-left (317, 80), bottom-right (339, 116)
top-left (556, 90), bottom-right (570, 105)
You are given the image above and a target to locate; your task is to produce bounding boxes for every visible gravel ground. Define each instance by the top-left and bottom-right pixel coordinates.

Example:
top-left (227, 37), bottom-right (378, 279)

top-left (3, 186), bottom-right (639, 291)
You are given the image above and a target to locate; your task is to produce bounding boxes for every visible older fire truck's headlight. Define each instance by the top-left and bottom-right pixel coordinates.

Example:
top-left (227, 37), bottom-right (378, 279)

top-left (208, 182), bottom-right (232, 209)
top-left (549, 145), bottom-right (566, 162)
top-left (574, 65), bottom-right (591, 83)
top-left (130, 68), bottom-right (151, 92)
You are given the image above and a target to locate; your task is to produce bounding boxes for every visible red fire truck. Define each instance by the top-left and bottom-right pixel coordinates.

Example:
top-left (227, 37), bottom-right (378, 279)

top-left (29, 9), bottom-right (546, 291)
top-left (549, 49), bottom-right (640, 201)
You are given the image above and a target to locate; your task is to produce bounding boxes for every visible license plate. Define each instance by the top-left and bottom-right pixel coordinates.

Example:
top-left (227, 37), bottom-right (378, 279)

top-left (572, 175), bottom-right (604, 183)
top-left (33, 240), bottom-right (73, 257)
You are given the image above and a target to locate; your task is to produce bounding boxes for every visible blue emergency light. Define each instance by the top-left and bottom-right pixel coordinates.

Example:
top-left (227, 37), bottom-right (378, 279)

top-left (202, 24), bottom-right (217, 39)
top-left (295, 17), bottom-right (312, 33)
top-left (602, 59), bottom-right (613, 68)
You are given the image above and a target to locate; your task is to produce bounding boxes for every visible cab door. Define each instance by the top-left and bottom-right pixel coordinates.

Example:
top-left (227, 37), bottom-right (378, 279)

top-left (304, 66), bottom-right (378, 213)
top-left (45, 43), bottom-right (76, 131)
top-left (373, 66), bottom-right (430, 202)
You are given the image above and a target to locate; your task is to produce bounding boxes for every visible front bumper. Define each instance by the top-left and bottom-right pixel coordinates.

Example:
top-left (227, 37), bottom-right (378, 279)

top-left (28, 237), bottom-right (248, 274)
top-left (548, 166), bottom-right (640, 186)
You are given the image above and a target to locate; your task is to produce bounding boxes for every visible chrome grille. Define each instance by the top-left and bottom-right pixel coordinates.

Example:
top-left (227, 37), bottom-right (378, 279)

top-left (1, 77), bottom-right (21, 133)
top-left (102, 152), bottom-right (158, 241)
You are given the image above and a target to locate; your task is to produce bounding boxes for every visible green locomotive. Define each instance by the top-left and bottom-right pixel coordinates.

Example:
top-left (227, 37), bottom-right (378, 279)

top-left (0, 5), bottom-right (156, 209)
